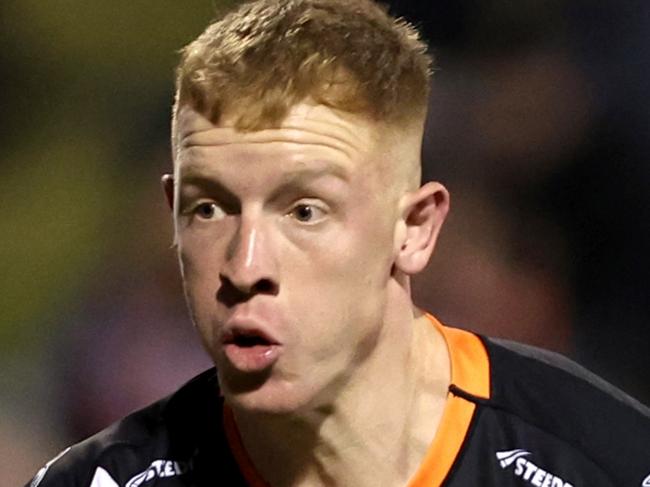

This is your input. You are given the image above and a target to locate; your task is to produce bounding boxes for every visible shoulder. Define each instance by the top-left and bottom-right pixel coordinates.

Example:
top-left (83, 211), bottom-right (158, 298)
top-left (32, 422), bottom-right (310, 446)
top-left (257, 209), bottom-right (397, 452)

top-left (472, 336), bottom-right (650, 485)
top-left (482, 336), bottom-right (650, 423)
top-left (24, 369), bottom-right (228, 487)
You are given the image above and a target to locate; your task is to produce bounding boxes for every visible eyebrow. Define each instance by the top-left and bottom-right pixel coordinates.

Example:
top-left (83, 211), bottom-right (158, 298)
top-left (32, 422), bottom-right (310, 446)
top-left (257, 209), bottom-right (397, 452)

top-left (179, 162), bottom-right (349, 203)
top-left (178, 175), bottom-right (240, 213)
top-left (269, 166), bottom-right (350, 203)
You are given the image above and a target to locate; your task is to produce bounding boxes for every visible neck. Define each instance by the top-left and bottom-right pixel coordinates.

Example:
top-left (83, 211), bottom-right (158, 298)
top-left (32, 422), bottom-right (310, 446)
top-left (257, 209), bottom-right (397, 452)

top-left (230, 286), bottom-right (451, 487)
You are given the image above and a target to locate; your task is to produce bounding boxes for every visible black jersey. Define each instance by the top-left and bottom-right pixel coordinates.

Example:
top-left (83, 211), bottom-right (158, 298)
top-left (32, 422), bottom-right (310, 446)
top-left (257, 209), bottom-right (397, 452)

top-left (26, 315), bottom-right (650, 487)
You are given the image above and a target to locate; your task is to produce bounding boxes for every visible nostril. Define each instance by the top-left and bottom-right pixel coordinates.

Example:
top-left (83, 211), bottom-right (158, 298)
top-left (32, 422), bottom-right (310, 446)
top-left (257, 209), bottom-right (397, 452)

top-left (217, 276), bottom-right (248, 307)
top-left (253, 278), bottom-right (277, 295)
top-left (217, 275), bottom-right (278, 307)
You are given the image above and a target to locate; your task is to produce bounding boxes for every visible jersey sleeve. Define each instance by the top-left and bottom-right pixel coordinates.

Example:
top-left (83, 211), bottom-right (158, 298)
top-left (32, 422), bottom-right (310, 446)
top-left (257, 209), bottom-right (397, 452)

top-left (485, 337), bottom-right (650, 485)
top-left (24, 445), bottom-right (96, 487)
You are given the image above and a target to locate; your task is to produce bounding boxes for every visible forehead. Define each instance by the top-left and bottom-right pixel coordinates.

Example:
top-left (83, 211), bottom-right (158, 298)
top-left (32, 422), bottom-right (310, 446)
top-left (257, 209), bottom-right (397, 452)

top-left (173, 103), bottom-right (386, 175)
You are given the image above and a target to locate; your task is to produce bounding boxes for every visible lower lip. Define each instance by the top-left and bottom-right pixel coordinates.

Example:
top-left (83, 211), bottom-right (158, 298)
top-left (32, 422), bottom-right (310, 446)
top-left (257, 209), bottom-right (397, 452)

top-left (223, 343), bottom-right (281, 372)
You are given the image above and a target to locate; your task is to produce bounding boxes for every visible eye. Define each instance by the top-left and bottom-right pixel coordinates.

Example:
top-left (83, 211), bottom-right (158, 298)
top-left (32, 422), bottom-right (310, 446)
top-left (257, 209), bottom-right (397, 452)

top-left (289, 203), bottom-right (326, 223)
top-left (194, 202), bottom-right (226, 221)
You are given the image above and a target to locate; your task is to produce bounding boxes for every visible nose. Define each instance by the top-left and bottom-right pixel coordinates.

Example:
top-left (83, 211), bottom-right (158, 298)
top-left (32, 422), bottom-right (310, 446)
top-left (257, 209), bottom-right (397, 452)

top-left (218, 216), bottom-right (279, 305)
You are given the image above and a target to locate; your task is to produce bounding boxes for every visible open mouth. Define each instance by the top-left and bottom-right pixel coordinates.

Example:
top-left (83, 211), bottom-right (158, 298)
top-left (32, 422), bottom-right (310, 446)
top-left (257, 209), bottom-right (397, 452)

top-left (223, 327), bottom-right (278, 348)
top-left (232, 333), bottom-right (272, 348)
top-left (222, 328), bottom-right (281, 372)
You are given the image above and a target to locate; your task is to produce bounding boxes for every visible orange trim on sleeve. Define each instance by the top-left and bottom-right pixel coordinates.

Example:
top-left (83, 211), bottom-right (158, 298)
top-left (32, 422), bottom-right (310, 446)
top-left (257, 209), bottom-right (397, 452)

top-left (223, 405), bottom-right (271, 487)
top-left (407, 314), bottom-right (491, 487)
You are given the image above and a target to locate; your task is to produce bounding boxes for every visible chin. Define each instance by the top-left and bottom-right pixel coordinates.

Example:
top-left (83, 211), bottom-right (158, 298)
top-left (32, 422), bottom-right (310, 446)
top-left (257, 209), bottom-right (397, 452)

top-left (228, 395), bottom-right (304, 417)
top-left (219, 370), bottom-right (317, 416)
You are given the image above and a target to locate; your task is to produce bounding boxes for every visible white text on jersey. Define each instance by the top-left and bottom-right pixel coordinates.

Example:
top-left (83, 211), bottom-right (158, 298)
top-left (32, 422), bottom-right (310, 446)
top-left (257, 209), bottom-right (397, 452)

top-left (125, 459), bottom-right (191, 487)
top-left (496, 449), bottom-right (574, 487)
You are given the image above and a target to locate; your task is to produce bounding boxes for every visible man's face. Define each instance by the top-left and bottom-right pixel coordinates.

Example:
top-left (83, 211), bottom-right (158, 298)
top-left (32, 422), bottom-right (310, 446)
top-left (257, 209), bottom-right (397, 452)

top-left (172, 102), bottom-right (409, 413)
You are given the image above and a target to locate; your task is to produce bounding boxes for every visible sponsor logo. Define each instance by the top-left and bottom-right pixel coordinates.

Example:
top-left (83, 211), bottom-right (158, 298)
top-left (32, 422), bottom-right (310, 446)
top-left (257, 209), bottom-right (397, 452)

top-left (642, 472), bottom-right (650, 487)
top-left (496, 449), bottom-right (532, 468)
top-left (496, 449), bottom-right (573, 487)
top-left (126, 459), bottom-right (191, 487)
top-left (30, 447), bottom-right (72, 487)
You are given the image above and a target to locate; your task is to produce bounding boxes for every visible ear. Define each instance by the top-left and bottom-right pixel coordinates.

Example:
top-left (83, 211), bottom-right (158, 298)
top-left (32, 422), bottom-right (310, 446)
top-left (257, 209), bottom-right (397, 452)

top-left (394, 181), bottom-right (450, 275)
top-left (161, 174), bottom-right (174, 211)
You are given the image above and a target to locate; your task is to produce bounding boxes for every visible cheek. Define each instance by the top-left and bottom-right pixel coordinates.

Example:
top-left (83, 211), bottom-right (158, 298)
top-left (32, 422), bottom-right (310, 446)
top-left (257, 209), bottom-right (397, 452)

top-left (180, 246), bottom-right (216, 294)
top-left (316, 212), bottom-right (394, 283)
top-left (284, 218), bottom-right (395, 337)
top-left (177, 237), bottom-right (225, 320)
top-left (287, 231), bottom-right (389, 294)
top-left (178, 247), bottom-right (225, 360)
top-left (177, 222), bottom-right (232, 282)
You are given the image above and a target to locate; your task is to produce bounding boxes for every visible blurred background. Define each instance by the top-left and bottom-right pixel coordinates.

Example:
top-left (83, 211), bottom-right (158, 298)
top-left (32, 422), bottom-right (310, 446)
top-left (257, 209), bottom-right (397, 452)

top-left (1, 0), bottom-right (648, 483)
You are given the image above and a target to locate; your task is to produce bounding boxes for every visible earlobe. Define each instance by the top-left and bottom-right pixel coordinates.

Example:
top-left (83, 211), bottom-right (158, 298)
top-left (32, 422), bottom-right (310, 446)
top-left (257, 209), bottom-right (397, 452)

top-left (394, 181), bottom-right (450, 275)
top-left (161, 174), bottom-right (175, 211)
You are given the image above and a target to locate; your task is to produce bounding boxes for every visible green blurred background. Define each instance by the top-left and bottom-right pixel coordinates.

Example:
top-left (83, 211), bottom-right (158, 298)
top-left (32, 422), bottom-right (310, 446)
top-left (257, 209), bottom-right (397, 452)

top-left (1, 2), bottom-right (225, 482)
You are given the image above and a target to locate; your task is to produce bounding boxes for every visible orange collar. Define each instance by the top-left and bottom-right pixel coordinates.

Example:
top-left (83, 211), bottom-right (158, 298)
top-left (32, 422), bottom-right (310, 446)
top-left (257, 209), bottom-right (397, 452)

top-left (407, 314), bottom-right (490, 487)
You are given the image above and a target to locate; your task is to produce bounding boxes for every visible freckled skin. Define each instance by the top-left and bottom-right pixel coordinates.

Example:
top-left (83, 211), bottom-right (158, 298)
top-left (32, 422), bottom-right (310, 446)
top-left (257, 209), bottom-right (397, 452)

top-left (172, 103), bottom-right (407, 414)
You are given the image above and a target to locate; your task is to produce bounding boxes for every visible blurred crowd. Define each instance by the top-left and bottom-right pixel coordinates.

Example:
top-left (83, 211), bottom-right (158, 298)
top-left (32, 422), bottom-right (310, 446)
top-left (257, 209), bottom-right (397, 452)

top-left (1, 0), bottom-right (648, 483)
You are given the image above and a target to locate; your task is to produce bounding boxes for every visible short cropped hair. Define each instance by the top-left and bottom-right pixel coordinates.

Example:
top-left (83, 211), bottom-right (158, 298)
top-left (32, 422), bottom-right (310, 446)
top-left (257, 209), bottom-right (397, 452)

top-left (173, 0), bottom-right (432, 135)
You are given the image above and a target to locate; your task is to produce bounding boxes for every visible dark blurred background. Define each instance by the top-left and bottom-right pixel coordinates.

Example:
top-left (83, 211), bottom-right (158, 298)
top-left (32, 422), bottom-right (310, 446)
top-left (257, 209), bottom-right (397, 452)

top-left (2, 0), bottom-right (648, 483)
